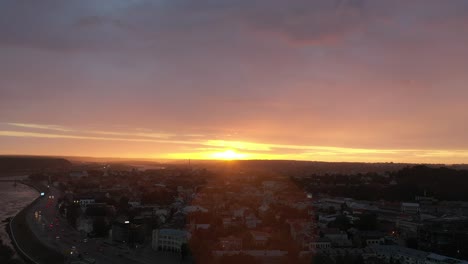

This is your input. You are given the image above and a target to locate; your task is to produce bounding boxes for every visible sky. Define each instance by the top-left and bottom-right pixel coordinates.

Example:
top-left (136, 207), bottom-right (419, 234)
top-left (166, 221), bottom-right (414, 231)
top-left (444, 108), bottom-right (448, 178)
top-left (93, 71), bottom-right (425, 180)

top-left (1, 0), bottom-right (468, 163)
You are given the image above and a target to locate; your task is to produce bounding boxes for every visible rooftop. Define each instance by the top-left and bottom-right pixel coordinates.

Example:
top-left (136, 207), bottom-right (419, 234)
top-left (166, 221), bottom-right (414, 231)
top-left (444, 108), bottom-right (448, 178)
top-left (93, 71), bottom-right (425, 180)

top-left (158, 229), bottom-right (188, 238)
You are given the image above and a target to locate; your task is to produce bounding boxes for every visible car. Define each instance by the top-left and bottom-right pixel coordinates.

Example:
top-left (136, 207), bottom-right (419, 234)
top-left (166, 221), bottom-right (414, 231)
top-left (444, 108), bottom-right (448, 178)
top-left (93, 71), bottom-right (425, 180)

top-left (55, 236), bottom-right (60, 240)
top-left (83, 238), bottom-right (88, 243)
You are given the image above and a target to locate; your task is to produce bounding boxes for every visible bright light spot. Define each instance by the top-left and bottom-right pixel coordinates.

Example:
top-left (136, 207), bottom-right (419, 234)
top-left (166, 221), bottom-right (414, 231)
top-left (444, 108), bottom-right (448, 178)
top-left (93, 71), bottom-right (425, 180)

top-left (211, 149), bottom-right (247, 160)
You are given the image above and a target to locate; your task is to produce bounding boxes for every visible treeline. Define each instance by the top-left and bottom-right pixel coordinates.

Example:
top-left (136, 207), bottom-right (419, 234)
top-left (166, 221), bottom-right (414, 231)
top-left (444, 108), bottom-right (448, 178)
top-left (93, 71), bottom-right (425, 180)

top-left (0, 156), bottom-right (72, 174)
top-left (296, 165), bottom-right (468, 201)
top-left (392, 165), bottom-right (468, 200)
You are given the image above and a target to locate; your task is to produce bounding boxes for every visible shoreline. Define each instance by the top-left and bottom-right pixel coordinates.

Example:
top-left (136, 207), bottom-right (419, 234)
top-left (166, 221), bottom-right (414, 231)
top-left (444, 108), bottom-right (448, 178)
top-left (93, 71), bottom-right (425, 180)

top-left (6, 181), bottom-right (65, 264)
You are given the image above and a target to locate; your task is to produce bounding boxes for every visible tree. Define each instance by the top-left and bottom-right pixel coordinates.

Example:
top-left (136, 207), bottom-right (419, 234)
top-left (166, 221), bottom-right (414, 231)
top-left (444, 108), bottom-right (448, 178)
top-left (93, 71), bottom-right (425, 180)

top-left (354, 255), bottom-right (365, 264)
top-left (356, 213), bottom-right (377, 231)
top-left (406, 237), bottom-right (418, 249)
top-left (311, 254), bottom-right (334, 264)
top-left (217, 254), bottom-right (256, 264)
top-left (92, 217), bottom-right (109, 237)
top-left (181, 243), bottom-right (190, 260)
top-left (0, 239), bottom-right (21, 264)
top-left (66, 203), bottom-right (81, 228)
top-left (329, 215), bottom-right (351, 231)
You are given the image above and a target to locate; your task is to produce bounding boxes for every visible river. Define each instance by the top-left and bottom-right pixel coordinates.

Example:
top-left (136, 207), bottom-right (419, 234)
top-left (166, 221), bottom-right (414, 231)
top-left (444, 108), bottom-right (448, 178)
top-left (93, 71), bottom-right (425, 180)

top-left (0, 179), bottom-right (38, 257)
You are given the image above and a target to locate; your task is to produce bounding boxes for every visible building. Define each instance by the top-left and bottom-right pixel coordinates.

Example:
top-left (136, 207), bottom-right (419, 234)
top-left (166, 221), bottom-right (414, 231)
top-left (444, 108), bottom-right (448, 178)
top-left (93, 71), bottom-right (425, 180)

top-left (401, 203), bottom-right (420, 214)
top-left (371, 245), bottom-right (468, 264)
top-left (69, 171), bottom-right (88, 178)
top-left (245, 214), bottom-right (261, 229)
top-left (212, 250), bottom-right (288, 263)
top-left (182, 205), bottom-right (208, 214)
top-left (357, 231), bottom-right (386, 247)
top-left (397, 220), bottom-right (422, 238)
top-left (372, 245), bottom-right (428, 264)
top-left (318, 198), bottom-right (350, 211)
top-left (219, 236), bottom-right (243, 250)
top-left (250, 231), bottom-right (271, 247)
top-left (425, 253), bottom-right (468, 264)
top-left (128, 200), bottom-right (141, 207)
top-left (418, 217), bottom-right (468, 259)
top-left (223, 217), bottom-right (235, 228)
top-left (309, 237), bottom-right (332, 250)
top-left (152, 229), bottom-right (189, 253)
top-left (77, 218), bottom-right (93, 234)
top-left (111, 219), bottom-right (145, 245)
top-left (322, 228), bottom-right (352, 248)
top-left (315, 248), bottom-right (375, 259)
top-left (318, 214), bottom-right (338, 228)
top-left (73, 196), bottom-right (95, 209)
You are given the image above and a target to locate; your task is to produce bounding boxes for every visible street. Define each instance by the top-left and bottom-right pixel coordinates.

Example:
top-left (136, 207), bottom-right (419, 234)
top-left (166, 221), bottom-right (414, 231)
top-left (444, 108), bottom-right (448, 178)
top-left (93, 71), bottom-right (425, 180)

top-left (28, 185), bottom-right (181, 264)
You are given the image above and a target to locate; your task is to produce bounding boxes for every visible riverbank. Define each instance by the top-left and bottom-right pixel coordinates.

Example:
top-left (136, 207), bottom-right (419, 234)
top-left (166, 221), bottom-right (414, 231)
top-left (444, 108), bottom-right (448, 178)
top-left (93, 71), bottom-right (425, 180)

top-left (7, 181), bottom-right (65, 264)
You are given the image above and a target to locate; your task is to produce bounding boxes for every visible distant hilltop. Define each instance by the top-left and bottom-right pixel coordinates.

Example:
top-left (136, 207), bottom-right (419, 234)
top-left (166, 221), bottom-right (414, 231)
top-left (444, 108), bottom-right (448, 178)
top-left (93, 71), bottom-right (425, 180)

top-left (0, 156), bottom-right (72, 175)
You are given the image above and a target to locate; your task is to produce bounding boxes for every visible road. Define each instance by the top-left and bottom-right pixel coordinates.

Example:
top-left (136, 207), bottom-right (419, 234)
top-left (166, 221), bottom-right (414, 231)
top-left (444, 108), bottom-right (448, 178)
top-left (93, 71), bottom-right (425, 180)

top-left (28, 185), bottom-right (182, 264)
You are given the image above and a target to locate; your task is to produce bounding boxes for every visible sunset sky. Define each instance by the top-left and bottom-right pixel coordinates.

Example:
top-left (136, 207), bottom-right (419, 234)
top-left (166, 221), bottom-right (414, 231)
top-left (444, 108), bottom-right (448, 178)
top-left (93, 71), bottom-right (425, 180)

top-left (1, 0), bottom-right (468, 163)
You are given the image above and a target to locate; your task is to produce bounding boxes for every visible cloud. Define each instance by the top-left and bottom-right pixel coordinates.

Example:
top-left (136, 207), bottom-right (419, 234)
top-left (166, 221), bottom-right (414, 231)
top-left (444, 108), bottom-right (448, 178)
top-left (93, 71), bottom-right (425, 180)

top-left (4, 123), bottom-right (189, 140)
top-left (88, 130), bottom-right (174, 139)
top-left (2, 129), bottom-right (468, 163)
top-left (2, 0), bottom-right (468, 54)
top-left (0, 0), bottom-right (371, 51)
top-left (2, 1), bottom-right (468, 162)
top-left (7, 123), bottom-right (73, 132)
top-left (0, 130), bottom-right (191, 145)
top-left (240, 0), bottom-right (367, 45)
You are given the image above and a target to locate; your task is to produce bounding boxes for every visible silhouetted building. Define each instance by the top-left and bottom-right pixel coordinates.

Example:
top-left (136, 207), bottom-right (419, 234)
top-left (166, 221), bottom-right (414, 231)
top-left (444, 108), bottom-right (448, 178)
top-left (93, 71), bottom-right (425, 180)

top-left (111, 218), bottom-right (145, 245)
top-left (418, 217), bottom-right (468, 260)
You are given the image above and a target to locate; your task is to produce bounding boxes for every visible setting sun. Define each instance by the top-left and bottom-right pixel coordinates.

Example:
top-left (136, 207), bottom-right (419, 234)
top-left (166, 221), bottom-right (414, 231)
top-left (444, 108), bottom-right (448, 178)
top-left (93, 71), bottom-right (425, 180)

top-left (210, 149), bottom-right (247, 160)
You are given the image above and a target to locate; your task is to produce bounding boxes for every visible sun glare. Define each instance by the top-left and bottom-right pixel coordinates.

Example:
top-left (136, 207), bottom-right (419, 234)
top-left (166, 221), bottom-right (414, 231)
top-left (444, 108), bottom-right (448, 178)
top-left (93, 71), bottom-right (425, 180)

top-left (211, 149), bottom-right (247, 160)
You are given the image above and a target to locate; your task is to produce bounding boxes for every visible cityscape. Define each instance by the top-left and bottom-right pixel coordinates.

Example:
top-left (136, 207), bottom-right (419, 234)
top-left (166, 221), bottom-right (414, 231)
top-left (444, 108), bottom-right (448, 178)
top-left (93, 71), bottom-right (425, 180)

top-left (1, 0), bottom-right (468, 264)
top-left (1, 158), bottom-right (468, 264)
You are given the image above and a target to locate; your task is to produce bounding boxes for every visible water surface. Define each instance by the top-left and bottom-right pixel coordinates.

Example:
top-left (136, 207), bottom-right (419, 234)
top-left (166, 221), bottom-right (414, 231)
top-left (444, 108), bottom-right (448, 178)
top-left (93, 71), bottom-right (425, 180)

top-left (0, 180), bottom-right (38, 251)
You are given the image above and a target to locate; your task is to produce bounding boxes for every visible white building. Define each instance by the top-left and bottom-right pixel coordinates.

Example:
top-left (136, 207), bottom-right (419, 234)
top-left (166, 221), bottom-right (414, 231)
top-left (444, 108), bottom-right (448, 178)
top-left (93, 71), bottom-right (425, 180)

top-left (152, 229), bottom-right (189, 253)
top-left (401, 202), bottom-right (420, 214)
top-left (309, 238), bottom-right (332, 250)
